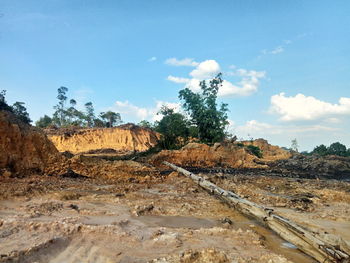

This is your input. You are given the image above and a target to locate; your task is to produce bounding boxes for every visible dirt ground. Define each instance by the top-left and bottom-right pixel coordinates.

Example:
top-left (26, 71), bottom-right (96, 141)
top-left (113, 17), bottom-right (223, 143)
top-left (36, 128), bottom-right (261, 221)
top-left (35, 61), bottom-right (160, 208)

top-left (3, 165), bottom-right (349, 263)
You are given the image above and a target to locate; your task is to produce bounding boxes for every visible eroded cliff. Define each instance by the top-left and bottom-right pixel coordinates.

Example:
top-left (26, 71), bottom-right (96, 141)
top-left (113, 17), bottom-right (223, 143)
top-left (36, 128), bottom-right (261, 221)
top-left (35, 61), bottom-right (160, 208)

top-left (150, 139), bottom-right (291, 169)
top-left (0, 111), bottom-right (63, 176)
top-left (46, 124), bottom-right (160, 154)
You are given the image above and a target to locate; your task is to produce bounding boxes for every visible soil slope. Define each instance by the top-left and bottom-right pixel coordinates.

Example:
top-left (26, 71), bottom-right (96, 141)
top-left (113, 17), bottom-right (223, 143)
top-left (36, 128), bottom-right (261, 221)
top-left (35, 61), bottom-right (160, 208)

top-left (0, 111), bottom-right (63, 176)
top-left (47, 124), bottom-right (160, 154)
top-left (150, 139), bottom-right (291, 169)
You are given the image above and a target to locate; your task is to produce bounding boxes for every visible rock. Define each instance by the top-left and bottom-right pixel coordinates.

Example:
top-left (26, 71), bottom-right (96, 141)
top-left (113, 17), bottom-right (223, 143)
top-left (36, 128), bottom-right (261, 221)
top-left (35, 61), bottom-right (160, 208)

top-left (134, 204), bottom-right (154, 216)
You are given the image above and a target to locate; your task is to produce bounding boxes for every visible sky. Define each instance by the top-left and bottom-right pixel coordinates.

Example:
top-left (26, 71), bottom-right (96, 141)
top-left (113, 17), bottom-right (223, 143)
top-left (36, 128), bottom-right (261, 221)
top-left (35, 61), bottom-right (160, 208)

top-left (1, 0), bottom-right (349, 151)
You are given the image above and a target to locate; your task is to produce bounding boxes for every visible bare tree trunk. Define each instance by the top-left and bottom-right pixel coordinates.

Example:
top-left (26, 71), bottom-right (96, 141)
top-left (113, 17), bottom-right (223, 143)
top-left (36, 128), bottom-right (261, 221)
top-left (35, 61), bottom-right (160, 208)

top-left (163, 161), bottom-right (350, 263)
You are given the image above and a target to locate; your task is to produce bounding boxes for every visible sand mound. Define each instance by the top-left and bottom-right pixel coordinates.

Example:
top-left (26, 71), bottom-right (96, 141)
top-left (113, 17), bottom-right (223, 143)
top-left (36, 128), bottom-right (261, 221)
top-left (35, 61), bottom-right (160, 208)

top-left (0, 111), bottom-right (63, 176)
top-left (46, 123), bottom-right (160, 154)
top-left (150, 139), bottom-right (291, 169)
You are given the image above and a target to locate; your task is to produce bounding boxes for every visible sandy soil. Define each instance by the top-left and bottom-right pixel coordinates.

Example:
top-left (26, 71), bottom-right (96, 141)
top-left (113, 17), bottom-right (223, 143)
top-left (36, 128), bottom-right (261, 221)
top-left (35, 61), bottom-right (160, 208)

top-left (0, 171), bottom-right (322, 263)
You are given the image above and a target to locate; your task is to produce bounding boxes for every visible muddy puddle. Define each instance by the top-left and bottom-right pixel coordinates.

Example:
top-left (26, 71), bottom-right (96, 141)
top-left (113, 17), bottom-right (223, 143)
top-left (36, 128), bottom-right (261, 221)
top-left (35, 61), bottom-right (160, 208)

top-left (78, 213), bottom-right (316, 263)
top-left (2, 174), bottom-right (343, 262)
top-left (137, 215), bottom-right (219, 229)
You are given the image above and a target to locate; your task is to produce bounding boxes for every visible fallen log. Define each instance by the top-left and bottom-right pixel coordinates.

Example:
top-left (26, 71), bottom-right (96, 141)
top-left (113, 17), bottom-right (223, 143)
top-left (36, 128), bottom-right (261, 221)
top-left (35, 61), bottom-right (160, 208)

top-left (163, 161), bottom-right (350, 263)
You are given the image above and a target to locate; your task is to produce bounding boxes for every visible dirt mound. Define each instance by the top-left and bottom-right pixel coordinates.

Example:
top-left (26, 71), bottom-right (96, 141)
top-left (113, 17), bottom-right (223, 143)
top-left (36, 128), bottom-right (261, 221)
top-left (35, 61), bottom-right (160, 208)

top-left (242, 138), bottom-right (291, 161)
top-left (0, 111), bottom-right (63, 176)
top-left (270, 154), bottom-right (350, 179)
top-left (150, 140), bottom-right (291, 169)
top-left (46, 123), bottom-right (160, 154)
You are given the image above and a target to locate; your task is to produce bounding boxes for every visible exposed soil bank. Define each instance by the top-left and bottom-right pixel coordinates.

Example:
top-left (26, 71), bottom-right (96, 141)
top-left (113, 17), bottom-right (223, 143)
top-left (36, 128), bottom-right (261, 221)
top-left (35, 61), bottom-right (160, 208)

top-left (149, 139), bottom-right (291, 169)
top-left (0, 111), bottom-right (63, 177)
top-left (46, 124), bottom-right (160, 154)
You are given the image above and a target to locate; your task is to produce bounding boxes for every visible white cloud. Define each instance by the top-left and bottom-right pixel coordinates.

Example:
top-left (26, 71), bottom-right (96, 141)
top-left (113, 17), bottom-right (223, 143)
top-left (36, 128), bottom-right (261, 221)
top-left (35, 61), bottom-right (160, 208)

top-left (236, 120), bottom-right (337, 135)
top-left (112, 100), bottom-right (181, 123)
top-left (148, 57), bottom-right (157, 62)
top-left (233, 120), bottom-right (341, 151)
top-left (167, 59), bottom-right (265, 97)
top-left (270, 46), bottom-right (284, 54)
top-left (165, 58), bottom-right (199, 67)
top-left (189, 60), bottom-right (220, 79)
top-left (167, 75), bottom-right (190, 84)
top-left (270, 93), bottom-right (350, 121)
top-left (114, 101), bottom-right (150, 120)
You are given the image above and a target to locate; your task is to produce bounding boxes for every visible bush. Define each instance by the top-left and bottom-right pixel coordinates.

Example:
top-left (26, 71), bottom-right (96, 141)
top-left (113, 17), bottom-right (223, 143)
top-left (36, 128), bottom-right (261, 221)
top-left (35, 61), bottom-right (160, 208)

top-left (246, 145), bottom-right (263, 158)
top-left (311, 142), bottom-right (349, 157)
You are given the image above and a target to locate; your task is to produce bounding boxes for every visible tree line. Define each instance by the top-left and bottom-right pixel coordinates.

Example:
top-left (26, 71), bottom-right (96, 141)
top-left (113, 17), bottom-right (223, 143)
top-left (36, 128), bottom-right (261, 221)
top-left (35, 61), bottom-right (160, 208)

top-left (308, 142), bottom-right (350, 157)
top-left (0, 90), bottom-right (32, 124)
top-left (36, 86), bottom-right (122, 128)
top-left (2, 76), bottom-right (349, 154)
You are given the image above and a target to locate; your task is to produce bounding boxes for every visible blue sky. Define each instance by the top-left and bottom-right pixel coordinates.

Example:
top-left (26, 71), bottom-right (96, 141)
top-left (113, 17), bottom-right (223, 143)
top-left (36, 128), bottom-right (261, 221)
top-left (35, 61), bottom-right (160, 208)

top-left (1, 0), bottom-right (349, 150)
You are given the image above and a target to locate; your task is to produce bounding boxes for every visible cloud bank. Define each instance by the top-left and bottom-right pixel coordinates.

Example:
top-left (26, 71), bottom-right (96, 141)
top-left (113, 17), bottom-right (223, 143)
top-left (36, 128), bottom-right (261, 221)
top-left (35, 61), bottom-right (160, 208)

top-left (166, 58), bottom-right (265, 97)
top-left (270, 93), bottom-right (350, 121)
top-left (112, 100), bottom-right (181, 122)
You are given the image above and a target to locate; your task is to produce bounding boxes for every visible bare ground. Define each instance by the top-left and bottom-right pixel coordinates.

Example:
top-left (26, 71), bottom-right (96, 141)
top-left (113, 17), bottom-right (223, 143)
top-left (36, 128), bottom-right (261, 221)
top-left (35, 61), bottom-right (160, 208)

top-left (1, 169), bottom-right (349, 263)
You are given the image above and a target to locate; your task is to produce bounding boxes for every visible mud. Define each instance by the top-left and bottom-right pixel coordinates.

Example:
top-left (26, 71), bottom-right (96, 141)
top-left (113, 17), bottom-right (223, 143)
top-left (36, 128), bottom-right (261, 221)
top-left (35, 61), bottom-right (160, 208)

top-left (0, 171), bottom-right (326, 263)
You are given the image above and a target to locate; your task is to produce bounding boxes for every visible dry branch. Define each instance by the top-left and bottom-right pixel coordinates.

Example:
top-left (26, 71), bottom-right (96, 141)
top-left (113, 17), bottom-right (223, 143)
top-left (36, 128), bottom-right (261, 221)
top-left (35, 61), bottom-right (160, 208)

top-left (163, 161), bottom-right (350, 263)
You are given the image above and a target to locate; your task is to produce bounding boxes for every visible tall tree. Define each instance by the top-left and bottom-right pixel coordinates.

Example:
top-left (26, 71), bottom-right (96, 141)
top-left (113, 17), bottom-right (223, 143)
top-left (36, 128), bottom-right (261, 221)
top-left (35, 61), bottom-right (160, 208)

top-left (12, 102), bottom-right (32, 124)
top-left (99, 111), bottom-right (122, 127)
top-left (84, 102), bottom-right (95, 127)
top-left (53, 86), bottom-right (68, 126)
top-left (0, 90), bottom-right (12, 112)
top-left (179, 73), bottom-right (229, 143)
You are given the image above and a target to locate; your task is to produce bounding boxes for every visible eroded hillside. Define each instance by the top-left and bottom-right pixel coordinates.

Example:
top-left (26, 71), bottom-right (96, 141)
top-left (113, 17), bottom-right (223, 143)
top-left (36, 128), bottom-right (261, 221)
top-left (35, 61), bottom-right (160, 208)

top-left (46, 124), bottom-right (160, 154)
top-left (0, 111), bottom-right (63, 176)
top-left (150, 139), bottom-right (291, 169)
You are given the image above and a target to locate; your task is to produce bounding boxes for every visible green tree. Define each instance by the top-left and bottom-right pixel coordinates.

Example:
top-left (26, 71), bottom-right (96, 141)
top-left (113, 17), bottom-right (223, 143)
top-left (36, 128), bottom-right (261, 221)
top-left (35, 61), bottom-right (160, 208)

top-left (155, 106), bottom-right (190, 149)
top-left (328, 142), bottom-right (347, 157)
top-left (53, 86), bottom-right (68, 126)
top-left (312, 144), bottom-right (328, 156)
top-left (12, 102), bottom-right (32, 124)
top-left (0, 90), bottom-right (13, 112)
top-left (179, 73), bottom-right (229, 143)
top-left (36, 115), bottom-right (53, 128)
top-left (84, 102), bottom-right (95, 127)
top-left (138, 120), bottom-right (153, 129)
top-left (99, 111), bottom-right (122, 127)
top-left (93, 118), bottom-right (105, 127)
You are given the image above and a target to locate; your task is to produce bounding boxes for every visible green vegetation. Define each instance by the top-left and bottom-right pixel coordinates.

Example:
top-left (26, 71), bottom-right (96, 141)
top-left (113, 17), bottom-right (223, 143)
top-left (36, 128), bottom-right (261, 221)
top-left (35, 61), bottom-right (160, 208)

top-left (138, 120), bottom-right (154, 129)
top-left (0, 90), bottom-right (32, 124)
top-left (179, 73), bottom-right (229, 144)
top-left (36, 115), bottom-right (53, 128)
top-left (246, 145), bottom-right (263, 158)
top-left (310, 142), bottom-right (350, 157)
top-left (37, 87), bottom-right (122, 128)
top-left (99, 111), bottom-right (122, 128)
top-left (154, 106), bottom-right (190, 150)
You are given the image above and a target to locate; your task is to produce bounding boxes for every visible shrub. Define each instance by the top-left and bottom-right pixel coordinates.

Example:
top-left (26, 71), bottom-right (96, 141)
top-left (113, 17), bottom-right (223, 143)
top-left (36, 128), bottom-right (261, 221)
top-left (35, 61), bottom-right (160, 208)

top-left (246, 145), bottom-right (263, 158)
